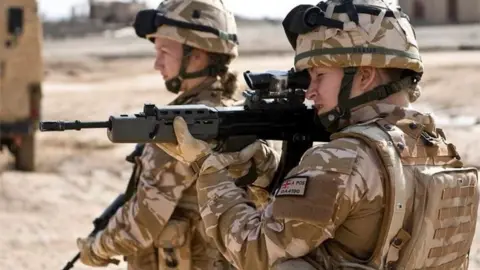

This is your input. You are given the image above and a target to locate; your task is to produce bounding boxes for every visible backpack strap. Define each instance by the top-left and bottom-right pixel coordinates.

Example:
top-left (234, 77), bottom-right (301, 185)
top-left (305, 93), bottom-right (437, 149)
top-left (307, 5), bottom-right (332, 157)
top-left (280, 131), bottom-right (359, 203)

top-left (331, 119), bottom-right (408, 268)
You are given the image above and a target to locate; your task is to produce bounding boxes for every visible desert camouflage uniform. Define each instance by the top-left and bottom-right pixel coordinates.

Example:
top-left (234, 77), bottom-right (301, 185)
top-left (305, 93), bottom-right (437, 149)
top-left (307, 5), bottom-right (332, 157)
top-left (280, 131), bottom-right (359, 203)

top-left (191, 1), bottom-right (478, 269)
top-left (92, 79), bottom-right (236, 270)
top-left (196, 102), bottom-right (479, 269)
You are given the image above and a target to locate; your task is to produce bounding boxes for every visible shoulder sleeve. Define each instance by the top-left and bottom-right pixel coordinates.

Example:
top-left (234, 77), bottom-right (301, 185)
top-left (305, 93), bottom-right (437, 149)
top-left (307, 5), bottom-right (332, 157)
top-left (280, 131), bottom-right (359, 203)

top-left (272, 138), bottom-right (362, 223)
top-left (94, 143), bottom-right (196, 257)
top-left (196, 137), bottom-right (382, 269)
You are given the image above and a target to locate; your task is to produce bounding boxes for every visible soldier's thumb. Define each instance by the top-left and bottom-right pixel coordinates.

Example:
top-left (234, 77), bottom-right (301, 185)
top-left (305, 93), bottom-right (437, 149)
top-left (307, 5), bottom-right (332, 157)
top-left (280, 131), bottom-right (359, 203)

top-left (173, 116), bottom-right (193, 145)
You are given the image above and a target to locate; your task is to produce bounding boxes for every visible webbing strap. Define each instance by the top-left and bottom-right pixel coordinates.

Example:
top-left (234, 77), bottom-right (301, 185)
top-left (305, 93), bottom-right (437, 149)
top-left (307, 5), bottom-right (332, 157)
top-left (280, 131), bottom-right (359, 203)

top-left (333, 123), bottom-right (407, 267)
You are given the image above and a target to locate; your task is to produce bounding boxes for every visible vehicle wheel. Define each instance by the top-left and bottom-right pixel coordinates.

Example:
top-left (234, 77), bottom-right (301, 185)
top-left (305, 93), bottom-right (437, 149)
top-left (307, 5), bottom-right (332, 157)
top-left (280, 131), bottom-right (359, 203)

top-left (15, 133), bottom-right (35, 171)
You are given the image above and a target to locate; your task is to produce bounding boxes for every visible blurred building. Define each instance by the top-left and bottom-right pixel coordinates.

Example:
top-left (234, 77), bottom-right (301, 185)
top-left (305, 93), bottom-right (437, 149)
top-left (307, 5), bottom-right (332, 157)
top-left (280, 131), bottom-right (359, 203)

top-left (399, 0), bottom-right (480, 24)
top-left (89, 0), bottom-right (147, 24)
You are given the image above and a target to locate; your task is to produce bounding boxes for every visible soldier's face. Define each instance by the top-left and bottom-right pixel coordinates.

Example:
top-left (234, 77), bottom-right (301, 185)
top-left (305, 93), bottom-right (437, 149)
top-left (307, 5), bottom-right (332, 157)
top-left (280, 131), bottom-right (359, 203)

top-left (306, 67), bottom-right (343, 115)
top-left (154, 37), bottom-right (183, 81)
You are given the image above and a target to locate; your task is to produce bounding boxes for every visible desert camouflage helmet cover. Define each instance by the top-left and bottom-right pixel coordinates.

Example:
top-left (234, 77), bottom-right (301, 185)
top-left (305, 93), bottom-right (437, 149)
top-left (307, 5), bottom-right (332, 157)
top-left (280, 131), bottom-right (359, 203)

top-left (288, 0), bottom-right (423, 73)
top-left (147, 0), bottom-right (238, 57)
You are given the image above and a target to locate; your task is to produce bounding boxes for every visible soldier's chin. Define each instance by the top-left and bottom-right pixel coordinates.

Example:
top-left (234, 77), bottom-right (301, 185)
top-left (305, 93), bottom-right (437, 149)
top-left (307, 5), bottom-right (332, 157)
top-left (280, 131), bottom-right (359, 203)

top-left (315, 105), bottom-right (327, 114)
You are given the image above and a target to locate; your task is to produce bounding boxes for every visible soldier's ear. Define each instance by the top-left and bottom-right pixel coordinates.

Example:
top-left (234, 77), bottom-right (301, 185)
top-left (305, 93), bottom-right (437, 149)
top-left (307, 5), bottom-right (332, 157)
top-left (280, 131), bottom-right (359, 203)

top-left (190, 48), bottom-right (210, 68)
top-left (355, 66), bottom-right (378, 93)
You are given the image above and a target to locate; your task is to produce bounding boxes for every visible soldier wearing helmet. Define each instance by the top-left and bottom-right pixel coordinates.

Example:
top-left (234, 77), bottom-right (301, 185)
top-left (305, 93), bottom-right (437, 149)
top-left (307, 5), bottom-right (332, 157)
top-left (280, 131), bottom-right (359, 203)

top-left (75, 0), bottom-right (240, 269)
top-left (154, 0), bottom-right (480, 269)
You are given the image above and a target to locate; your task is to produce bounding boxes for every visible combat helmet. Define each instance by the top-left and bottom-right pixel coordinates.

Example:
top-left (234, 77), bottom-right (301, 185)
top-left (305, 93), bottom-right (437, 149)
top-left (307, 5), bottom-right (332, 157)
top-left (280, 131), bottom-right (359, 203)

top-left (283, 0), bottom-right (424, 131)
top-left (133, 0), bottom-right (239, 93)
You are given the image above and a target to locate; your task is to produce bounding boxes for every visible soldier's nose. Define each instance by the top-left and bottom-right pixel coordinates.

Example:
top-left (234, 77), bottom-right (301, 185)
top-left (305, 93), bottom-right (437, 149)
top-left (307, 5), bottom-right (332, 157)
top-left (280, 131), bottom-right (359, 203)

top-left (305, 87), bottom-right (317, 100)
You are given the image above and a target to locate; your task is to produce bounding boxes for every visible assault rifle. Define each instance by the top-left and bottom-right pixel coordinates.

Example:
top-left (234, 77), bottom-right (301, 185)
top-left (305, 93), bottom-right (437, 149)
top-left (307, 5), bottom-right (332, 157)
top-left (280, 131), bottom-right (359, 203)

top-left (61, 144), bottom-right (145, 270)
top-left (39, 69), bottom-right (331, 192)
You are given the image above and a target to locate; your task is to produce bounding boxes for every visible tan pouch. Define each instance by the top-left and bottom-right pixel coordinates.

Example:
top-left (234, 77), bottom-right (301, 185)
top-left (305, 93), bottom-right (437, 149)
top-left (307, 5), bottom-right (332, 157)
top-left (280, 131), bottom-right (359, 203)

top-left (155, 219), bottom-right (192, 270)
top-left (392, 166), bottom-right (479, 270)
top-left (125, 246), bottom-right (159, 270)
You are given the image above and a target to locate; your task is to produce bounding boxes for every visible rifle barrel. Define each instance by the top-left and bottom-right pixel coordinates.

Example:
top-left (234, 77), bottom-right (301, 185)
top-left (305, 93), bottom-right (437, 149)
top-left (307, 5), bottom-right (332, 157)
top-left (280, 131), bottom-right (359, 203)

top-left (39, 121), bottom-right (110, 131)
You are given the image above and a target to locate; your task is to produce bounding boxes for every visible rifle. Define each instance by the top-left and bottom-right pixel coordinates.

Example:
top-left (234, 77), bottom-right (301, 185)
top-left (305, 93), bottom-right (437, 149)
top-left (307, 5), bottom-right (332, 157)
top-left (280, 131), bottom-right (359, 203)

top-left (40, 69), bottom-right (331, 193)
top-left (61, 144), bottom-right (145, 270)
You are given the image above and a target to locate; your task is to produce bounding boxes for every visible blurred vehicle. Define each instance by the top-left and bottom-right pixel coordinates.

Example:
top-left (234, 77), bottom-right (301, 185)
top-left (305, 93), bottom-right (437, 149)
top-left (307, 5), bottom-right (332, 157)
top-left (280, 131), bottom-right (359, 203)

top-left (0, 0), bottom-right (43, 171)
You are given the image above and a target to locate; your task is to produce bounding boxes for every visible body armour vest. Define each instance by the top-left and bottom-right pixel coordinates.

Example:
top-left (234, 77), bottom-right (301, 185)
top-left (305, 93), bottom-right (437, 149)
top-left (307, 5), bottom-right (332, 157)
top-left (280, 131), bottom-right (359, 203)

top-left (327, 117), bottom-right (480, 270)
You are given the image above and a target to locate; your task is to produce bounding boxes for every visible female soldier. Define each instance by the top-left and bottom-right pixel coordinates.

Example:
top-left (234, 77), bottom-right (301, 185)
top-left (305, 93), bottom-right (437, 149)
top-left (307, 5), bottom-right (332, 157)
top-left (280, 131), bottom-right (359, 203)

top-left (76, 0), bottom-right (240, 269)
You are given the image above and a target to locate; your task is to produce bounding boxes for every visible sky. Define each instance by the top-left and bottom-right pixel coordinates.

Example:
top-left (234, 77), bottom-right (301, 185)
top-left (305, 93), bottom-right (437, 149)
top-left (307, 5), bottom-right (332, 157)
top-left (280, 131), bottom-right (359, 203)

top-left (37, 0), bottom-right (322, 21)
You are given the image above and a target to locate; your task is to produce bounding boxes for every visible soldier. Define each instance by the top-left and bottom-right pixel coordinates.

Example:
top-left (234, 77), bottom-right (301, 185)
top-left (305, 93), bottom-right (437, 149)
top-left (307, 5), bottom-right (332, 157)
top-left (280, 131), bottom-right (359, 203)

top-left (76, 0), bottom-right (241, 269)
top-left (155, 0), bottom-right (480, 269)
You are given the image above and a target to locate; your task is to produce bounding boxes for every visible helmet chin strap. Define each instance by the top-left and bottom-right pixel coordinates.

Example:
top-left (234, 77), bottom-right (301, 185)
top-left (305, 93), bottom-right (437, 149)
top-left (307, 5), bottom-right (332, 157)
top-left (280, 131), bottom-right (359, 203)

top-left (317, 67), bottom-right (357, 132)
top-left (165, 45), bottom-right (227, 94)
top-left (316, 67), bottom-right (420, 132)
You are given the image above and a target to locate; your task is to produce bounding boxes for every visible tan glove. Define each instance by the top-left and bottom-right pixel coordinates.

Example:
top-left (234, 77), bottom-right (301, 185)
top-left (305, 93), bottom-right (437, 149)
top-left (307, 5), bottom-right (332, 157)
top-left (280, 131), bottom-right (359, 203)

top-left (155, 116), bottom-right (212, 166)
top-left (156, 117), bottom-right (280, 178)
top-left (76, 236), bottom-right (120, 267)
top-left (246, 140), bottom-right (280, 188)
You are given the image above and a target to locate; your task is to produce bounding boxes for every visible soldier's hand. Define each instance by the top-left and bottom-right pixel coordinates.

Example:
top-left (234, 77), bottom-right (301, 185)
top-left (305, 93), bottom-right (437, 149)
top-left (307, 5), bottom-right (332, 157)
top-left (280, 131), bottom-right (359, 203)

top-left (76, 237), bottom-right (120, 267)
top-left (247, 140), bottom-right (279, 188)
top-left (232, 141), bottom-right (279, 209)
top-left (195, 137), bottom-right (278, 181)
top-left (156, 116), bottom-right (213, 165)
top-left (156, 116), bottom-right (279, 177)
top-left (228, 141), bottom-right (279, 186)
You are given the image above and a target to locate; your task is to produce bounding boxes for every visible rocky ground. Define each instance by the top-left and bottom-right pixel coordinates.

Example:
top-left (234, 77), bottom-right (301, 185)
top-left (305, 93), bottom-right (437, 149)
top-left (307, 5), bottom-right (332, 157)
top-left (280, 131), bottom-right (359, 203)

top-left (1, 24), bottom-right (480, 269)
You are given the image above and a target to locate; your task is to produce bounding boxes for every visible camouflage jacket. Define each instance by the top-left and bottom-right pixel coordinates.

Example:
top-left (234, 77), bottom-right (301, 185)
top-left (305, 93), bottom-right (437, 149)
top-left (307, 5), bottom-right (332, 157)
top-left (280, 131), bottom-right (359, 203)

top-left (195, 103), bottom-right (468, 269)
top-left (92, 78), bottom-right (236, 270)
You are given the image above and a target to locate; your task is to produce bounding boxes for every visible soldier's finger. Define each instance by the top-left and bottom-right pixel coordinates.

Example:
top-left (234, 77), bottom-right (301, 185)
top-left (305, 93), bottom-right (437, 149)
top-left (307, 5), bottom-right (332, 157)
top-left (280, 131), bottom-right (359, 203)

top-left (238, 141), bottom-right (262, 162)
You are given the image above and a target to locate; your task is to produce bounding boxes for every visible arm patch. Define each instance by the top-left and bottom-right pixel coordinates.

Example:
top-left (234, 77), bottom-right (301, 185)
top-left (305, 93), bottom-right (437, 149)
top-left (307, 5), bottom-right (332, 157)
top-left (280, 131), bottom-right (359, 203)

top-left (275, 176), bottom-right (309, 197)
top-left (272, 139), bottom-right (361, 224)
